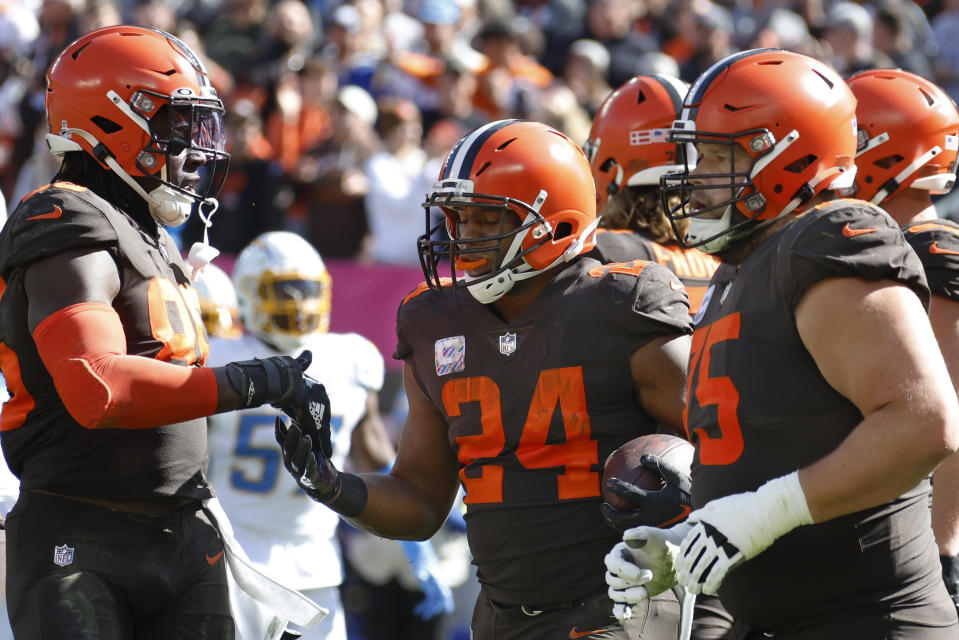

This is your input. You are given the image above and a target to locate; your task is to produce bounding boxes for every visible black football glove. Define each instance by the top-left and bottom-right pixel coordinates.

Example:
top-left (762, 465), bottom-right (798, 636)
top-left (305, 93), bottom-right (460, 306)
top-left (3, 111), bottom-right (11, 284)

top-left (602, 454), bottom-right (693, 533)
top-left (223, 350), bottom-right (313, 411)
top-left (275, 417), bottom-right (341, 503)
top-left (941, 554), bottom-right (959, 610)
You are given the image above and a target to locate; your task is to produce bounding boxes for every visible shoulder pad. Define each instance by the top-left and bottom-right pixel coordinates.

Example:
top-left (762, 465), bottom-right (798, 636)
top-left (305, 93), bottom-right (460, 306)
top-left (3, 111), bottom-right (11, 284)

top-left (0, 183), bottom-right (119, 277)
top-left (780, 198), bottom-right (929, 308)
top-left (400, 279), bottom-right (452, 306)
top-left (585, 259), bottom-right (692, 336)
top-left (902, 219), bottom-right (959, 301)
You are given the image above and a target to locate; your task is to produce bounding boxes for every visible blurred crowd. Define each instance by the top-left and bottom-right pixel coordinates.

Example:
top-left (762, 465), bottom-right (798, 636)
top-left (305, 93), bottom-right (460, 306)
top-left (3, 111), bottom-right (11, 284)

top-left (2, 0), bottom-right (959, 259)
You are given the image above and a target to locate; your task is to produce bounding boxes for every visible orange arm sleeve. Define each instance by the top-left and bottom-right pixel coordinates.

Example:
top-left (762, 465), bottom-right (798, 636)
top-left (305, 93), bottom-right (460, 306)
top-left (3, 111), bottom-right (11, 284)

top-left (33, 302), bottom-right (218, 429)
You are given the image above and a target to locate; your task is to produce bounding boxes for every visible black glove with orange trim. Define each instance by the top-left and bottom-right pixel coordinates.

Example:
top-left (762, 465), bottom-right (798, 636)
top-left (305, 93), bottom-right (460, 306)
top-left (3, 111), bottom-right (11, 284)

top-left (602, 454), bottom-right (693, 533)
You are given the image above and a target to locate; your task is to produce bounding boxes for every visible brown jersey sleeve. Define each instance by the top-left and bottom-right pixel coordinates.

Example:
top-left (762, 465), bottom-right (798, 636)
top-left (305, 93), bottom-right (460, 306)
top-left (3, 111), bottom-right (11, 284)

top-left (902, 219), bottom-right (959, 302)
top-left (779, 199), bottom-right (930, 310)
top-left (0, 184), bottom-right (119, 278)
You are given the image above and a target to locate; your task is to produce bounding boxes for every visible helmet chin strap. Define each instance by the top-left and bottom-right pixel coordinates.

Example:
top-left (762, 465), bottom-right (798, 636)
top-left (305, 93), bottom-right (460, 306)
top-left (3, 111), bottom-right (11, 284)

top-left (465, 205), bottom-right (601, 304)
top-left (48, 127), bottom-right (197, 227)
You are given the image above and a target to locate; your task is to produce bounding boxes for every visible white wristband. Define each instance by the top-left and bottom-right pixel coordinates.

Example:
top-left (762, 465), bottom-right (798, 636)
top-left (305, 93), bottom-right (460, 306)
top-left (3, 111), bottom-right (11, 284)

top-left (754, 470), bottom-right (814, 542)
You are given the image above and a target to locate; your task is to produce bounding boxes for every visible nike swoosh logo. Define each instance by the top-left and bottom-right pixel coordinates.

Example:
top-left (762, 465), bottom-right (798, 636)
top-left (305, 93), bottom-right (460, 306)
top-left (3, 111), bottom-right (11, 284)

top-left (205, 550), bottom-right (224, 566)
top-left (842, 222), bottom-right (877, 238)
top-left (929, 242), bottom-right (959, 256)
top-left (570, 628), bottom-right (607, 639)
top-left (26, 205), bottom-right (63, 221)
top-left (659, 504), bottom-right (693, 527)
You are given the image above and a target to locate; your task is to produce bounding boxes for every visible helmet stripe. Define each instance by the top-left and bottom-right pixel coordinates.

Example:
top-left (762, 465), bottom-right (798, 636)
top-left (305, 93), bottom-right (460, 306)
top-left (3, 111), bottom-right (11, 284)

top-left (682, 48), bottom-right (775, 121)
top-left (442, 119), bottom-right (518, 180)
top-left (651, 75), bottom-right (688, 115)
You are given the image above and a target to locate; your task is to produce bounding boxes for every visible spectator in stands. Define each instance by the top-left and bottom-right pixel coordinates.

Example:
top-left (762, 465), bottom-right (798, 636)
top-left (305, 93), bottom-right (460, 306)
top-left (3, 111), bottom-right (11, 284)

top-left (678, 0), bottom-right (735, 83)
top-left (420, 56), bottom-right (486, 148)
top-left (583, 0), bottom-right (657, 88)
top-left (563, 39), bottom-right (613, 119)
top-left (823, 1), bottom-right (894, 76)
top-left (204, 0), bottom-right (269, 77)
top-left (932, 0), bottom-right (959, 103)
top-left (874, 0), bottom-right (935, 78)
top-left (362, 97), bottom-right (440, 266)
top-left (295, 85), bottom-right (379, 259)
top-left (472, 17), bottom-right (553, 119)
top-left (236, 0), bottom-right (315, 89)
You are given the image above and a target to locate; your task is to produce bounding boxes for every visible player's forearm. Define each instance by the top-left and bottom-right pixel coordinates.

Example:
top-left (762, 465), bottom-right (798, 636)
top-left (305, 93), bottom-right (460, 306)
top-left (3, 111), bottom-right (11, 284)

top-left (339, 472), bottom-right (450, 540)
top-left (799, 399), bottom-right (958, 523)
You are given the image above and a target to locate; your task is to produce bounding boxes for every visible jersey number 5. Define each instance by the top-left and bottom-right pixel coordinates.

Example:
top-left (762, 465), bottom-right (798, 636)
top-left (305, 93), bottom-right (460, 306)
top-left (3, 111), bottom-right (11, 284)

top-left (685, 313), bottom-right (743, 465)
top-left (441, 366), bottom-right (599, 504)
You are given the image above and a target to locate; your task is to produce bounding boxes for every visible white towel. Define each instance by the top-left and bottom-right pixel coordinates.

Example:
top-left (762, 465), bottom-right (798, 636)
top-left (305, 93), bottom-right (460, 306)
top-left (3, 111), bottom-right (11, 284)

top-left (203, 498), bottom-right (328, 640)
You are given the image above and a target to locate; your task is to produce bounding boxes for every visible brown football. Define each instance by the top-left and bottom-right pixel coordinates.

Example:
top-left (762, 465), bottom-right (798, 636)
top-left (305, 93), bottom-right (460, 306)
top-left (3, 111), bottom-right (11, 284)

top-left (602, 434), bottom-right (695, 510)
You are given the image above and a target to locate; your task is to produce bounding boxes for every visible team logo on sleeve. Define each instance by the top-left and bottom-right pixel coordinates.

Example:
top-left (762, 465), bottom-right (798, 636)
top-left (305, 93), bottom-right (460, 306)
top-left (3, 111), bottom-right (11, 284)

top-left (499, 332), bottom-right (517, 356)
top-left (53, 544), bottom-right (75, 567)
top-left (435, 336), bottom-right (466, 376)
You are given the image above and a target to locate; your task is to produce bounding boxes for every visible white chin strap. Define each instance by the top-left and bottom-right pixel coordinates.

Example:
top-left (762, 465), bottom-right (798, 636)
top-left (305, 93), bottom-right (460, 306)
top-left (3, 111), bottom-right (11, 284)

top-left (464, 194), bottom-right (600, 304)
top-left (870, 145), bottom-right (946, 204)
top-left (686, 209), bottom-right (736, 254)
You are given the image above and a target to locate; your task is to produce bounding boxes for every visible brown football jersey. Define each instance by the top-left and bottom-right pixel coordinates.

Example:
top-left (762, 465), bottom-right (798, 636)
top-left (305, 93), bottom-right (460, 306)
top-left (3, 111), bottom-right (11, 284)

top-left (395, 256), bottom-right (691, 604)
top-left (686, 199), bottom-right (941, 629)
top-left (0, 183), bottom-right (212, 501)
top-left (589, 229), bottom-right (720, 315)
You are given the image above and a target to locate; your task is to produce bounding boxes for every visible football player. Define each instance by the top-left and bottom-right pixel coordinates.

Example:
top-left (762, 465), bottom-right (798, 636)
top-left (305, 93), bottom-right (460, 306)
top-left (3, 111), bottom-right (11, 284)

top-left (206, 231), bottom-right (452, 639)
top-left (605, 49), bottom-right (959, 638)
top-left (0, 26), bottom-right (325, 638)
top-left (584, 74), bottom-right (721, 317)
top-left (194, 261), bottom-right (243, 340)
top-left (586, 74), bottom-right (734, 639)
top-left (847, 67), bottom-right (959, 615)
top-left (274, 119), bottom-right (694, 639)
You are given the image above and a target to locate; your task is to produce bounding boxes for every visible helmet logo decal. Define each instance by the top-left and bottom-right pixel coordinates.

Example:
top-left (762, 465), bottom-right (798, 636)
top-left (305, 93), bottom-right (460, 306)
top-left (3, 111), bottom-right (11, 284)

top-left (59, 120), bottom-right (71, 138)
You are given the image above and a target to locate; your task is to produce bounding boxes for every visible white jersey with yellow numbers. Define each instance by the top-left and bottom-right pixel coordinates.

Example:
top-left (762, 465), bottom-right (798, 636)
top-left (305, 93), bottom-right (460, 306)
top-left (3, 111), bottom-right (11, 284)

top-left (206, 331), bottom-right (384, 590)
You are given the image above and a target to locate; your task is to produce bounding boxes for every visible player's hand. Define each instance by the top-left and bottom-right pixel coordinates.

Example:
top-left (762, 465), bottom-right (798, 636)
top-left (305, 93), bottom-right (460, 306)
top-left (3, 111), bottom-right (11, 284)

top-left (941, 554), bottom-right (959, 611)
top-left (274, 417), bottom-right (341, 503)
top-left (602, 454), bottom-right (693, 533)
top-left (222, 350), bottom-right (312, 410)
top-left (281, 373), bottom-right (333, 460)
top-left (605, 523), bottom-right (689, 621)
top-left (400, 540), bottom-right (454, 620)
top-left (675, 471), bottom-right (813, 595)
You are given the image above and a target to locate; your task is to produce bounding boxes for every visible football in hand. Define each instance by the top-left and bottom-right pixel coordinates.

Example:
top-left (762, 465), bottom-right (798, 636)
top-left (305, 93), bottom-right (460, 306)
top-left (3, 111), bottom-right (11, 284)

top-left (602, 434), bottom-right (695, 510)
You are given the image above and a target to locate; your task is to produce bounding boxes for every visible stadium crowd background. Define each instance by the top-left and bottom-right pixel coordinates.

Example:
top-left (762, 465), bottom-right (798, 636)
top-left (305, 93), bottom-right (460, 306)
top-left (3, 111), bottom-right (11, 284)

top-left (1, 0), bottom-right (959, 637)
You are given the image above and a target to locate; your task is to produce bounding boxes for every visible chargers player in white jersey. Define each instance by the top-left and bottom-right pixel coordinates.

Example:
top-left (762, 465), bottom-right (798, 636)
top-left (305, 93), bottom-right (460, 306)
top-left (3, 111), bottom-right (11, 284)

top-left (205, 231), bottom-right (395, 639)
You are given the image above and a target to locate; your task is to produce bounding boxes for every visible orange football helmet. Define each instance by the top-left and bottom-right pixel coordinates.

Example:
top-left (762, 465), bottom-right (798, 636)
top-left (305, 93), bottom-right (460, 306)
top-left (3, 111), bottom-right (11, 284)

top-left (46, 26), bottom-right (229, 226)
top-left (848, 68), bottom-right (959, 205)
top-left (419, 120), bottom-right (598, 303)
top-left (584, 74), bottom-right (690, 211)
top-left (661, 49), bottom-right (858, 253)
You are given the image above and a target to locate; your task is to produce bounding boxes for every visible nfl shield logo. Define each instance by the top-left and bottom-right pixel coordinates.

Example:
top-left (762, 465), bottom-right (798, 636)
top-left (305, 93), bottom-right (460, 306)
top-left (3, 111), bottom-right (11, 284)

top-left (53, 544), bottom-right (75, 567)
top-left (499, 332), bottom-right (517, 356)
